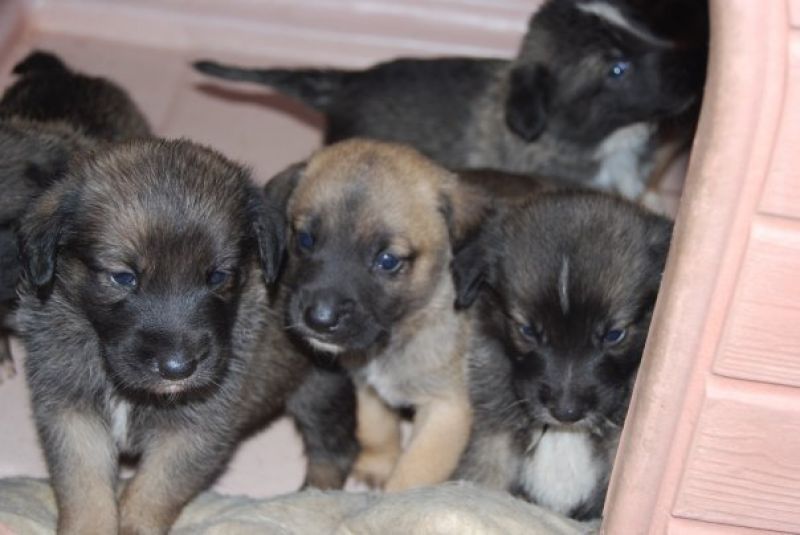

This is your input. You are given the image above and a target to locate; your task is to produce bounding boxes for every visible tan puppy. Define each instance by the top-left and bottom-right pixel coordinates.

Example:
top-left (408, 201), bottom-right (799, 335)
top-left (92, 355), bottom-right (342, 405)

top-left (266, 139), bottom-right (485, 491)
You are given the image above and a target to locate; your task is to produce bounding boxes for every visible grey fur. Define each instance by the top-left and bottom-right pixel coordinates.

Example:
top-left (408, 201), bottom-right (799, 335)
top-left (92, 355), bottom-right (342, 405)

top-left (17, 139), bottom-right (356, 535)
top-left (451, 190), bottom-right (673, 520)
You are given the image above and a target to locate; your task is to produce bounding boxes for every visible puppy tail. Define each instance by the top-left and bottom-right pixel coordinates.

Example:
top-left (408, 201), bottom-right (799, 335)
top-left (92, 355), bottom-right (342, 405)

top-left (193, 60), bottom-right (348, 110)
top-left (12, 50), bottom-right (69, 75)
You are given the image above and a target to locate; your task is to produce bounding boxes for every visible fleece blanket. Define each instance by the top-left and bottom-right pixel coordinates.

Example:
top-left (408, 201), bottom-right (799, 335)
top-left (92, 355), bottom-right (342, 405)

top-left (0, 478), bottom-right (597, 534)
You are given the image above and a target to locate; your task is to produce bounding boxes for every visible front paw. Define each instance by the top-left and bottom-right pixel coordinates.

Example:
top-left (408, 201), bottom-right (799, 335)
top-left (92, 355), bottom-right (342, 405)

top-left (351, 448), bottom-right (399, 489)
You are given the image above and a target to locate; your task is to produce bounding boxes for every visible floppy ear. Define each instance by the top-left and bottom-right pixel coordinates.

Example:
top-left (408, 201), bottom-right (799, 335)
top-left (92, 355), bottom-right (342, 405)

top-left (254, 162), bottom-right (306, 285)
top-left (646, 214), bottom-right (674, 267)
top-left (264, 161), bottom-right (305, 209)
top-left (17, 183), bottom-right (78, 296)
top-left (451, 232), bottom-right (489, 309)
top-left (505, 64), bottom-right (552, 142)
top-left (246, 186), bottom-right (284, 286)
top-left (439, 177), bottom-right (494, 309)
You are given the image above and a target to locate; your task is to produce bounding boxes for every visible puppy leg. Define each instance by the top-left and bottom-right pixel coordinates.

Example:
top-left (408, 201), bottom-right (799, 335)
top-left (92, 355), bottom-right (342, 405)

top-left (351, 385), bottom-right (402, 488)
top-left (384, 394), bottom-right (472, 491)
top-left (40, 409), bottom-right (118, 535)
top-left (287, 366), bottom-right (359, 490)
top-left (119, 430), bottom-right (229, 535)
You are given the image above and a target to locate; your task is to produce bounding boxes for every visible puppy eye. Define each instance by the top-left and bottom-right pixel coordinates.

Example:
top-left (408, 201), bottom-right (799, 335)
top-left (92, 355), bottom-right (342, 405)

top-left (110, 271), bottom-right (137, 288)
top-left (207, 270), bottom-right (230, 287)
top-left (518, 323), bottom-right (541, 342)
top-left (603, 328), bottom-right (627, 345)
top-left (374, 252), bottom-right (402, 273)
top-left (297, 231), bottom-right (315, 251)
top-left (608, 60), bottom-right (631, 79)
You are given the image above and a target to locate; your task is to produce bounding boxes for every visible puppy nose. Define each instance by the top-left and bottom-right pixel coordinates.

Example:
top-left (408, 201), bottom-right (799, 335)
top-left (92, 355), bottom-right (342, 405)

top-left (304, 296), bottom-right (353, 333)
top-left (157, 353), bottom-right (197, 381)
top-left (550, 400), bottom-right (585, 424)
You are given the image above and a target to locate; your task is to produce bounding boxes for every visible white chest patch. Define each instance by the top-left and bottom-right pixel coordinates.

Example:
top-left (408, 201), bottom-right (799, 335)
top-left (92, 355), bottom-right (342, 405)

top-left (591, 122), bottom-right (654, 199)
top-left (362, 360), bottom-right (410, 408)
top-left (520, 427), bottom-right (603, 515)
top-left (109, 398), bottom-right (131, 448)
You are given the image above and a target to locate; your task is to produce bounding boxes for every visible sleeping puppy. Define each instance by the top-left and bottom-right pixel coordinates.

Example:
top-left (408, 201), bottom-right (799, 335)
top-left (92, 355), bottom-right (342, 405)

top-left (16, 139), bottom-right (357, 535)
top-left (266, 139), bottom-right (485, 491)
top-left (194, 0), bottom-right (707, 199)
top-left (451, 191), bottom-right (673, 520)
top-left (0, 49), bottom-right (153, 382)
top-left (0, 50), bottom-right (152, 141)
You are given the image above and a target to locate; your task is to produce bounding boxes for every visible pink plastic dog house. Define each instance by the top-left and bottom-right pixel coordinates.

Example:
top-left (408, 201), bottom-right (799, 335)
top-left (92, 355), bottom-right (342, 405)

top-left (0, 1), bottom-right (797, 532)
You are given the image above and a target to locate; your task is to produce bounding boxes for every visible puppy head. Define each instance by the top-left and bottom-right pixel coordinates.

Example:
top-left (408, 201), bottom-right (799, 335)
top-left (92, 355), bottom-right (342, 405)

top-left (505, 0), bottom-right (706, 143)
top-left (454, 191), bottom-right (672, 430)
top-left (268, 139), bottom-right (485, 355)
top-left (18, 139), bottom-right (283, 396)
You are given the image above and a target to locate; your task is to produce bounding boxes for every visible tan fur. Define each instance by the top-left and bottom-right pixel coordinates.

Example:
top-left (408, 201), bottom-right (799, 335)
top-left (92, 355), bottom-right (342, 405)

top-left (118, 432), bottom-right (201, 535)
top-left (352, 385), bottom-right (402, 487)
top-left (281, 139), bottom-right (479, 491)
top-left (49, 411), bottom-right (118, 535)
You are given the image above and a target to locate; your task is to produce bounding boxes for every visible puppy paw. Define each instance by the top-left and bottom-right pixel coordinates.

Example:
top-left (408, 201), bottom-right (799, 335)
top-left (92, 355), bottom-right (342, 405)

top-left (351, 449), bottom-right (399, 489)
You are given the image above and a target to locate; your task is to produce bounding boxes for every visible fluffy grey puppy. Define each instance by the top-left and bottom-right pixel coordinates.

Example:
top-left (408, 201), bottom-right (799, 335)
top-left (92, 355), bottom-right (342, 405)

top-left (17, 139), bottom-right (357, 535)
top-left (194, 0), bottom-right (707, 198)
top-left (451, 190), bottom-right (673, 520)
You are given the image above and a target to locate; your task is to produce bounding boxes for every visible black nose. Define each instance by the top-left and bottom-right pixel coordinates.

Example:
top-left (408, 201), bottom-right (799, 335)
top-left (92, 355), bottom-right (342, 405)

top-left (303, 295), bottom-right (353, 333)
top-left (550, 400), bottom-right (585, 424)
top-left (157, 353), bottom-right (197, 380)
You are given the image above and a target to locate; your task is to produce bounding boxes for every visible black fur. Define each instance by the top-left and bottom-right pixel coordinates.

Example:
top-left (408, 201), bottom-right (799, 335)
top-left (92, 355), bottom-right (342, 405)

top-left (194, 0), bottom-right (707, 197)
top-left (452, 190), bottom-right (672, 520)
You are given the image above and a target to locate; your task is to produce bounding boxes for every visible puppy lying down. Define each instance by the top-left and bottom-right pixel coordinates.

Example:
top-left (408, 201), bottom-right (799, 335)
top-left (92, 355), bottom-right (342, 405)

top-left (16, 139), bottom-right (357, 535)
top-left (265, 139), bottom-right (488, 491)
top-left (195, 0), bottom-right (707, 199)
top-left (451, 190), bottom-right (673, 520)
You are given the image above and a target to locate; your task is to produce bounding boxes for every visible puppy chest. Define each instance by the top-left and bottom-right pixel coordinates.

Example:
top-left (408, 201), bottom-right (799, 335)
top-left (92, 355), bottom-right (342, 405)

top-left (108, 397), bottom-right (131, 450)
top-left (360, 360), bottom-right (413, 408)
top-left (519, 427), bottom-right (603, 516)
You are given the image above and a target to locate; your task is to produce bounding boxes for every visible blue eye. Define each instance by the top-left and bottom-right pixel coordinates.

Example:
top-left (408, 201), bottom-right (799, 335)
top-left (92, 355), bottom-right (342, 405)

top-left (375, 252), bottom-right (402, 272)
top-left (110, 271), bottom-right (137, 288)
top-left (608, 60), bottom-right (631, 79)
top-left (297, 231), bottom-right (315, 251)
top-left (208, 270), bottom-right (229, 286)
top-left (604, 328), bottom-right (626, 344)
top-left (519, 324), bottom-right (537, 339)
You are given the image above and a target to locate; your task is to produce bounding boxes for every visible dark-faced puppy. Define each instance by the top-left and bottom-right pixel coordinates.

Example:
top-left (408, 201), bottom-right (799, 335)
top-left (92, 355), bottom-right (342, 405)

top-left (194, 0), bottom-right (706, 199)
top-left (451, 191), bottom-right (672, 520)
top-left (267, 139), bottom-right (486, 491)
top-left (0, 50), bottom-right (152, 141)
top-left (17, 139), bottom-right (356, 535)
top-left (0, 49), bottom-right (153, 382)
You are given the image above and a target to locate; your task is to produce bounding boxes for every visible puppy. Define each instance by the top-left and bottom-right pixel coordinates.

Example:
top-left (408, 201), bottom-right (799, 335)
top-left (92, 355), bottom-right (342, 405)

top-left (266, 139), bottom-right (486, 491)
top-left (17, 139), bottom-right (357, 535)
top-left (0, 49), bottom-right (153, 381)
top-left (194, 0), bottom-right (707, 199)
top-left (451, 191), bottom-right (673, 520)
top-left (0, 50), bottom-right (152, 141)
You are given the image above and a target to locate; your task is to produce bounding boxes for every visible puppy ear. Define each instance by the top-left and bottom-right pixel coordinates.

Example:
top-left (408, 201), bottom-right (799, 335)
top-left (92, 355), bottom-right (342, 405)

top-left (264, 161), bottom-right (305, 209)
top-left (17, 183), bottom-right (78, 296)
top-left (440, 177), bottom-right (493, 309)
top-left (246, 187), bottom-right (284, 286)
top-left (505, 64), bottom-right (552, 142)
top-left (451, 232), bottom-right (489, 309)
top-left (646, 214), bottom-right (674, 267)
top-left (254, 162), bottom-right (306, 285)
